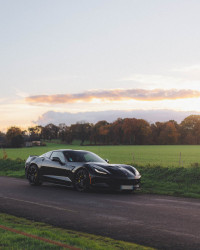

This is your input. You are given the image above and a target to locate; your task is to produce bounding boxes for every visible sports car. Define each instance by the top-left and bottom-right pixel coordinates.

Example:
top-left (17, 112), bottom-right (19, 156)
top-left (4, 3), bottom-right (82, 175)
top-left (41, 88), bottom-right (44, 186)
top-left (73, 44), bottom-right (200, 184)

top-left (25, 149), bottom-right (141, 192)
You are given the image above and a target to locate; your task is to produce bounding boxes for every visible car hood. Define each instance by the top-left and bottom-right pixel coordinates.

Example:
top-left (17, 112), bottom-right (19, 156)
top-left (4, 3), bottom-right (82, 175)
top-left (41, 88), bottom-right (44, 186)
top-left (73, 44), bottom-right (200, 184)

top-left (89, 162), bottom-right (138, 177)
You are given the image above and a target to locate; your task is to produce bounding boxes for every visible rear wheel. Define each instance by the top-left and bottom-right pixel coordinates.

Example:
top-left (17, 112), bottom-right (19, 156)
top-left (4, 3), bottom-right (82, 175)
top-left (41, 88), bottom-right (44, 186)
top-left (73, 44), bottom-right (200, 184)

top-left (26, 165), bottom-right (42, 186)
top-left (74, 169), bottom-right (90, 192)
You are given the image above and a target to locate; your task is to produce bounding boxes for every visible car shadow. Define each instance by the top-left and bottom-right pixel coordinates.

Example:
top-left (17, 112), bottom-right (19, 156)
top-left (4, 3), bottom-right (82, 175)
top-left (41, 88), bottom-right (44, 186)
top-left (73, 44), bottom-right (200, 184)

top-left (40, 182), bottom-right (139, 196)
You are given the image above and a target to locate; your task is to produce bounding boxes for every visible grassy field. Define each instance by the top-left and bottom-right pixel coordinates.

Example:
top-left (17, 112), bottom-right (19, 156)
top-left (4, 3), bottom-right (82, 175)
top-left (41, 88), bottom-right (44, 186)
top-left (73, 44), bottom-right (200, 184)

top-left (1, 143), bottom-right (200, 167)
top-left (0, 213), bottom-right (154, 250)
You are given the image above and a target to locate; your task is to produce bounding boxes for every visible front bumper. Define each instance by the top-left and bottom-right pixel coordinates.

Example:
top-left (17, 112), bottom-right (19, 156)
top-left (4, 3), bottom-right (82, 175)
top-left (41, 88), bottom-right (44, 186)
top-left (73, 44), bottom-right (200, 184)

top-left (90, 175), bottom-right (141, 191)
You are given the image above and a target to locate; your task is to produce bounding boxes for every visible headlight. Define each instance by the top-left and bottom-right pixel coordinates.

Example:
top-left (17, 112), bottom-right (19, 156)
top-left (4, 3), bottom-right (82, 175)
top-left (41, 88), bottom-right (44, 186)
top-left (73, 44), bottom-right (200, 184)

top-left (134, 169), bottom-right (140, 176)
top-left (130, 166), bottom-right (141, 177)
top-left (134, 169), bottom-right (141, 178)
top-left (94, 168), bottom-right (108, 175)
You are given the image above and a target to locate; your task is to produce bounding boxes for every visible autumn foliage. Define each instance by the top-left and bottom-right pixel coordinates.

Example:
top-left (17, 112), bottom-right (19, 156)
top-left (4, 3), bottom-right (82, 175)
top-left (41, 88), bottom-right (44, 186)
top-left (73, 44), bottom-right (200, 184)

top-left (1, 115), bottom-right (200, 146)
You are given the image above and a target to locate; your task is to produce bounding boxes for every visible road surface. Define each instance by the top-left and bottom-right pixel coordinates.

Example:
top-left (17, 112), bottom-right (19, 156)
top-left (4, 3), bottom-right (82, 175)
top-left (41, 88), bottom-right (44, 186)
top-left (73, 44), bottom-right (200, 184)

top-left (0, 176), bottom-right (200, 249)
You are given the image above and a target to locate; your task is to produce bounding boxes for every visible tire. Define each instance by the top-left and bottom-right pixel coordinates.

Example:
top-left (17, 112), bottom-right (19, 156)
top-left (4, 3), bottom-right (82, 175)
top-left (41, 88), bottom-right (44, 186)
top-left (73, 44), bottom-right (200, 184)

top-left (74, 169), bottom-right (90, 192)
top-left (26, 165), bottom-right (42, 186)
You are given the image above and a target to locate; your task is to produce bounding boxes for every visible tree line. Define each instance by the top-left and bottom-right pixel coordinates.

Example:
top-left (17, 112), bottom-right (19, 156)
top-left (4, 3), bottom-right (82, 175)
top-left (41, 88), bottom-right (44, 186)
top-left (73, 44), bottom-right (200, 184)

top-left (1, 115), bottom-right (200, 147)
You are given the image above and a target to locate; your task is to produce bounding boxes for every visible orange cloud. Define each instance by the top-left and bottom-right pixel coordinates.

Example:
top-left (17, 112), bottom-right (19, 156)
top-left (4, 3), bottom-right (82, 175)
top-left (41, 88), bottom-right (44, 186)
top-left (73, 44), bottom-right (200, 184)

top-left (25, 88), bottom-right (200, 104)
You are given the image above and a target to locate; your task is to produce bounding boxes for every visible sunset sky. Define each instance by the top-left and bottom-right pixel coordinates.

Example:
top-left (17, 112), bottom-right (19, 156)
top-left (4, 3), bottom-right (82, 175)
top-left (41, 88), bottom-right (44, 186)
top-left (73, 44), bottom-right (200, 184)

top-left (1, 0), bottom-right (200, 131)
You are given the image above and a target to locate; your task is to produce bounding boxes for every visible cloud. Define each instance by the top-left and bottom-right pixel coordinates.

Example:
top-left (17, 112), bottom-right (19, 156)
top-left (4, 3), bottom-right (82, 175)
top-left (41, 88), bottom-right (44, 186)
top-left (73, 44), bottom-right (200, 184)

top-left (26, 88), bottom-right (200, 104)
top-left (118, 74), bottom-right (181, 85)
top-left (35, 109), bottom-right (200, 126)
top-left (173, 64), bottom-right (200, 73)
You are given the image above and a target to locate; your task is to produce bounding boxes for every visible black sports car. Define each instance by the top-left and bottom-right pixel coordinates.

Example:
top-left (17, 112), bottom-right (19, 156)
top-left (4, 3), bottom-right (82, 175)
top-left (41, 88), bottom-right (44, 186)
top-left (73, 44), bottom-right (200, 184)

top-left (25, 149), bottom-right (141, 192)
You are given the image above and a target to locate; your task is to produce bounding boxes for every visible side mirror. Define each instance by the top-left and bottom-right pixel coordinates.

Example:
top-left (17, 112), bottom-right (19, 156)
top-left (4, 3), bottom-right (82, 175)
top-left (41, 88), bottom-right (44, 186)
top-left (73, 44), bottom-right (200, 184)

top-left (105, 159), bottom-right (109, 163)
top-left (52, 157), bottom-right (64, 165)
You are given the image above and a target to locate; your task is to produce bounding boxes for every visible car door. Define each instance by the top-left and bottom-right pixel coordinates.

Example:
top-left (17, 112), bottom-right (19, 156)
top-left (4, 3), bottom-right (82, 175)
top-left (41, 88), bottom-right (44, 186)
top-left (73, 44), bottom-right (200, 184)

top-left (39, 151), bottom-right (53, 177)
top-left (43, 151), bottom-right (72, 185)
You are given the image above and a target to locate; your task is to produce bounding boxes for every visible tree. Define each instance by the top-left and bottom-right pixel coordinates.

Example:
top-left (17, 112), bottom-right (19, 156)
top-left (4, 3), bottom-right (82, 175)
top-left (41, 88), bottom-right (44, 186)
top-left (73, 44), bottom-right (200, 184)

top-left (6, 127), bottom-right (24, 147)
top-left (71, 122), bottom-right (92, 145)
top-left (41, 123), bottom-right (59, 140)
top-left (110, 118), bottom-right (124, 144)
top-left (58, 124), bottom-right (74, 144)
top-left (158, 121), bottom-right (180, 144)
top-left (90, 121), bottom-right (109, 144)
top-left (0, 131), bottom-right (5, 137)
top-left (28, 125), bottom-right (43, 140)
top-left (0, 131), bottom-right (6, 147)
top-left (134, 119), bottom-right (152, 144)
top-left (122, 118), bottom-right (137, 144)
top-left (180, 115), bottom-right (200, 144)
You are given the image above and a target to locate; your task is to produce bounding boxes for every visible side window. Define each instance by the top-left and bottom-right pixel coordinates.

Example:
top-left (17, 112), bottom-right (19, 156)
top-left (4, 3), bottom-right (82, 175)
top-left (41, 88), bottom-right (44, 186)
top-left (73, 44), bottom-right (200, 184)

top-left (50, 152), bottom-right (65, 163)
top-left (84, 153), bottom-right (93, 162)
top-left (64, 152), bottom-right (74, 162)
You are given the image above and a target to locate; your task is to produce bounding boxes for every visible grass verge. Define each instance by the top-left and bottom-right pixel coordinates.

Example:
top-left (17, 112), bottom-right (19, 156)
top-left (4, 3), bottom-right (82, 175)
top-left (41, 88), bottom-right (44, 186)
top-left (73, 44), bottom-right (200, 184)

top-left (138, 165), bottom-right (200, 198)
top-left (0, 158), bottom-right (25, 178)
top-left (0, 213), bottom-right (153, 250)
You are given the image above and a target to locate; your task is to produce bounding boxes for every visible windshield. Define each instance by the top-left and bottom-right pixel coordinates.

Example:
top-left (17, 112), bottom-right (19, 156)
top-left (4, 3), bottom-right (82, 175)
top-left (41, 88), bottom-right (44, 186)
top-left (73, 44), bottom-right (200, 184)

top-left (63, 151), bottom-right (106, 163)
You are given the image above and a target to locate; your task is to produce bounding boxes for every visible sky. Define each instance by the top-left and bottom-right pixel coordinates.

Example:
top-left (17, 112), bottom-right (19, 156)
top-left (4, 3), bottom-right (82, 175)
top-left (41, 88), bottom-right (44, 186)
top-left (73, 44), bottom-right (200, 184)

top-left (1, 0), bottom-right (200, 131)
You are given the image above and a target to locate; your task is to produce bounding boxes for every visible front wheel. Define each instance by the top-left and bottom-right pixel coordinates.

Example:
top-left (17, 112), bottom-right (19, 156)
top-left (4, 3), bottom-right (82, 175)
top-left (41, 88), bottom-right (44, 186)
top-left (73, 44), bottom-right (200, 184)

top-left (74, 169), bottom-right (90, 192)
top-left (26, 165), bottom-right (42, 186)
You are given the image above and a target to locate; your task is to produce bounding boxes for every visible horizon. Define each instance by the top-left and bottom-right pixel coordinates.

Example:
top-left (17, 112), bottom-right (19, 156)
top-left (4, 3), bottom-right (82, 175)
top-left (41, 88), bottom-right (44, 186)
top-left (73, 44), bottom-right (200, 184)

top-left (1, 109), bottom-right (200, 133)
top-left (1, 1), bottom-right (200, 131)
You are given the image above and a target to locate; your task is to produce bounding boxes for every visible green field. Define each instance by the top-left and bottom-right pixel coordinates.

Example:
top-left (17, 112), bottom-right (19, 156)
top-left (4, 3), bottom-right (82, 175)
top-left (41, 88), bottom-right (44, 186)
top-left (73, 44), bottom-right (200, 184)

top-left (1, 143), bottom-right (200, 167)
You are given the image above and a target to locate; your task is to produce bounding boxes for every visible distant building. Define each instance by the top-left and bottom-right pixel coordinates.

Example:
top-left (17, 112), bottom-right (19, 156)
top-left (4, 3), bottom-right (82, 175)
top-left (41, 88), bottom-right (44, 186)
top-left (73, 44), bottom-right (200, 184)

top-left (25, 141), bottom-right (32, 147)
top-left (32, 141), bottom-right (41, 146)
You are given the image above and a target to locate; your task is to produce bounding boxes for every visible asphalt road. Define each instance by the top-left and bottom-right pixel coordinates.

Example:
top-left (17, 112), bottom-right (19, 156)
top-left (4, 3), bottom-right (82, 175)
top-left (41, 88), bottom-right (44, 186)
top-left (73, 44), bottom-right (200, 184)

top-left (0, 177), bottom-right (200, 250)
